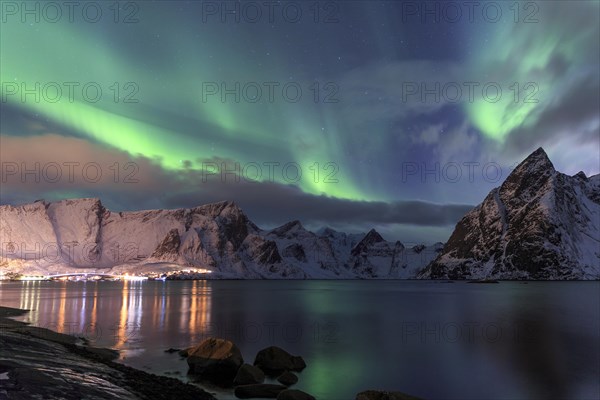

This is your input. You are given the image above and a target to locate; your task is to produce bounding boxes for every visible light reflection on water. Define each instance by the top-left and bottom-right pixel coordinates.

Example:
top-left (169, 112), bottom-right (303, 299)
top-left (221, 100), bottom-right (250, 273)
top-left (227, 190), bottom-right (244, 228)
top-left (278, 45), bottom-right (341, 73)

top-left (0, 280), bottom-right (598, 400)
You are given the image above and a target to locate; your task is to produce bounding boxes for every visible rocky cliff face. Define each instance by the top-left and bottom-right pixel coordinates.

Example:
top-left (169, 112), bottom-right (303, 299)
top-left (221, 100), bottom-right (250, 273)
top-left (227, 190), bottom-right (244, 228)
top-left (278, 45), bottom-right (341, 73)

top-left (419, 148), bottom-right (600, 280)
top-left (0, 200), bottom-right (438, 278)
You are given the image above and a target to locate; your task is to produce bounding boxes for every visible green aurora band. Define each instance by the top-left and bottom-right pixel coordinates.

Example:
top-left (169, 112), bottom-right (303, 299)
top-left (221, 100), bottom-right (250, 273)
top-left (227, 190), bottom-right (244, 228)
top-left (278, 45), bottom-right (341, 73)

top-left (465, 1), bottom-right (599, 140)
top-left (0, 8), bottom-right (367, 200)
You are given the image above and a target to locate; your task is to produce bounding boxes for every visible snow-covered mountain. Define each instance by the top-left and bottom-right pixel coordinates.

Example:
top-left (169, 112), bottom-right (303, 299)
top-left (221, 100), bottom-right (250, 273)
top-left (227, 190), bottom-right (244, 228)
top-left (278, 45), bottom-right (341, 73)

top-left (3, 148), bottom-right (596, 280)
top-left (419, 148), bottom-right (600, 280)
top-left (0, 199), bottom-right (440, 278)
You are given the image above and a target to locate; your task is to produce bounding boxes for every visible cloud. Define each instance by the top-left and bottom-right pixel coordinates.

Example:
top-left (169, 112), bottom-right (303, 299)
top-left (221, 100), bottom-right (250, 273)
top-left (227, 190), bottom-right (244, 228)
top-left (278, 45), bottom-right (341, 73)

top-left (162, 181), bottom-right (473, 228)
top-left (467, 1), bottom-right (599, 173)
top-left (0, 133), bottom-right (177, 190)
top-left (498, 70), bottom-right (600, 175)
top-left (412, 123), bottom-right (443, 145)
top-left (506, 71), bottom-right (600, 149)
top-left (1, 133), bottom-right (473, 236)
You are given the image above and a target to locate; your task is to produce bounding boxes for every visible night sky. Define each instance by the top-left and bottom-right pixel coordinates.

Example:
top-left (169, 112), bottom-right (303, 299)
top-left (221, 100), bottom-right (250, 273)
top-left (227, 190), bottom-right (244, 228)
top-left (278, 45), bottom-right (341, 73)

top-left (1, 1), bottom-right (599, 243)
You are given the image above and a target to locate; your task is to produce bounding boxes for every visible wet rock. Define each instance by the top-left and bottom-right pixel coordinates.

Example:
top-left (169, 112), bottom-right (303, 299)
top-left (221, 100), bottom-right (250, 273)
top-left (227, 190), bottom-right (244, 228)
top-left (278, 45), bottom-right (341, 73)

top-left (187, 338), bottom-right (244, 385)
top-left (164, 348), bottom-right (180, 354)
top-left (276, 371), bottom-right (298, 386)
top-left (233, 363), bottom-right (265, 385)
top-left (355, 390), bottom-right (423, 400)
top-left (83, 346), bottom-right (120, 361)
top-left (178, 348), bottom-right (191, 357)
top-left (253, 346), bottom-right (306, 375)
top-left (277, 389), bottom-right (316, 400)
top-left (234, 384), bottom-right (287, 399)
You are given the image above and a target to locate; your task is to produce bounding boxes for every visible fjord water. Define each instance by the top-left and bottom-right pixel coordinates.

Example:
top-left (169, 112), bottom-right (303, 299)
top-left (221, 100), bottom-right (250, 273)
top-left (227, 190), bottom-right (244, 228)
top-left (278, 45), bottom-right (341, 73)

top-left (0, 281), bottom-right (598, 400)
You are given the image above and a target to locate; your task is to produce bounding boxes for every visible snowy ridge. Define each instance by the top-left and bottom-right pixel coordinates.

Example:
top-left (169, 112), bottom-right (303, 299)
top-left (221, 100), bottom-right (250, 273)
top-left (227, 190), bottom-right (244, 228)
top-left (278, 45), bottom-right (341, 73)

top-left (0, 199), bottom-right (440, 279)
top-left (419, 148), bottom-right (600, 280)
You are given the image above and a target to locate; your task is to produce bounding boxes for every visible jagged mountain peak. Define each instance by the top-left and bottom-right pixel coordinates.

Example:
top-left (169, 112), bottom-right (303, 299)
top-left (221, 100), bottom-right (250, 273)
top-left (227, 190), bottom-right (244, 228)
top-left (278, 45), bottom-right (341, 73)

top-left (351, 229), bottom-right (385, 257)
top-left (191, 200), bottom-right (260, 234)
top-left (394, 240), bottom-right (405, 250)
top-left (363, 228), bottom-right (384, 243)
top-left (194, 200), bottom-right (243, 217)
top-left (574, 171), bottom-right (588, 181)
top-left (269, 220), bottom-right (305, 236)
top-left (526, 146), bottom-right (551, 163)
top-left (27, 197), bottom-right (104, 209)
top-left (220, 199), bottom-right (239, 210)
top-left (500, 148), bottom-right (556, 202)
top-left (57, 197), bottom-right (103, 205)
top-left (420, 148), bottom-right (599, 280)
top-left (512, 147), bottom-right (555, 175)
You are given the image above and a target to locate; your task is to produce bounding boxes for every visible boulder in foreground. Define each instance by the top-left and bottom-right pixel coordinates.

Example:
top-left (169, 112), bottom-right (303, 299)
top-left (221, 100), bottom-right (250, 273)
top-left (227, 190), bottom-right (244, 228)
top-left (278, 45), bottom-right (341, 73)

top-left (277, 370), bottom-right (298, 386)
top-left (186, 338), bottom-right (243, 385)
top-left (254, 346), bottom-right (306, 374)
top-left (233, 363), bottom-right (265, 385)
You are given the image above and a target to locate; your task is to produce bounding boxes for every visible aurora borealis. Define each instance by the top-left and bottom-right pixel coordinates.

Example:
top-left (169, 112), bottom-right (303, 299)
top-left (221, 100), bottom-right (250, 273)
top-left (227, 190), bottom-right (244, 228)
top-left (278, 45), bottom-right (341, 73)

top-left (1, 1), bottom-right (599, 242)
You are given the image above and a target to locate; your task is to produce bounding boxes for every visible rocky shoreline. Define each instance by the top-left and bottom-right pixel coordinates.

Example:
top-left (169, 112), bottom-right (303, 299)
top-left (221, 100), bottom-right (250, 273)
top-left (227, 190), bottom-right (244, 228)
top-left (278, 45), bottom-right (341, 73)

top-left (1, 306), bottom-right (424, 400)
top-left (0, 306), bottom-right (216, 400)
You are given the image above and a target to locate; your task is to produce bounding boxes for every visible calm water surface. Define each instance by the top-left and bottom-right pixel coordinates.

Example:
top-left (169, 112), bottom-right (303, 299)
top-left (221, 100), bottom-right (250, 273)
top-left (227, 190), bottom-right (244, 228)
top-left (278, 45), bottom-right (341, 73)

top-left (0, 280), bottom-right (598, 400)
